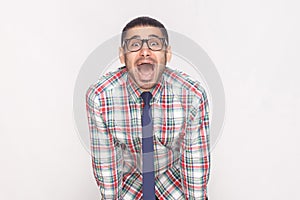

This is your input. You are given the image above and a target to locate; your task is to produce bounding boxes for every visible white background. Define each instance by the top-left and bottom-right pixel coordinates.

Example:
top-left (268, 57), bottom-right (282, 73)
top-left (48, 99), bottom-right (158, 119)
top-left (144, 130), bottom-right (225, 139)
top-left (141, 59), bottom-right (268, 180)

top-left (1, 0), bottom-right (299, 199)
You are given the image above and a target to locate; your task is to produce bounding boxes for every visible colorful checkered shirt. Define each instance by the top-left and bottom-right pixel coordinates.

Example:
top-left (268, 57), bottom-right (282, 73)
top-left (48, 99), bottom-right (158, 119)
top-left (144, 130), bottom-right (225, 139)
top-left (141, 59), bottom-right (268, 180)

top-left (86, 67), bottom-right (210, 200)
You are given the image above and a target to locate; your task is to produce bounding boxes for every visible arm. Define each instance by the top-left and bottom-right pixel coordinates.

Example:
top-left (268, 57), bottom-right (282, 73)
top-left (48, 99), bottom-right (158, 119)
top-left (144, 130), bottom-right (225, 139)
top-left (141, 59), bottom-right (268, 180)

top-left (180, 89), bottom-right (210, 200)
top-left (86, 87), bottom-right (122, 199)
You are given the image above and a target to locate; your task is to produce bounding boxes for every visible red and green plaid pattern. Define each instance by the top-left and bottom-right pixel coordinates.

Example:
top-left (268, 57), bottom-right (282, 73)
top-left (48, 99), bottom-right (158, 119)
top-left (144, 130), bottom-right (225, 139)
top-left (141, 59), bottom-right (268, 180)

top-left (86, 67), bottom-right (210, 200)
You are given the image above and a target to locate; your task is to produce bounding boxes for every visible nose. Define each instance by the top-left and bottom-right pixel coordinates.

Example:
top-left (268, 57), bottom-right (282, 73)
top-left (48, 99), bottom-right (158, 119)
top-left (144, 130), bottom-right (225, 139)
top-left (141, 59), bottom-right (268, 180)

top-left (139, 42), bottom-right (151, 57)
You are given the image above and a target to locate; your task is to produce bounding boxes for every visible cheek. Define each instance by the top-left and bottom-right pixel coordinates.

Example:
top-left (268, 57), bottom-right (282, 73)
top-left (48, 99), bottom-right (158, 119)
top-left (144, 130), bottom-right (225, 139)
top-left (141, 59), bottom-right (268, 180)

top-left (124, 56), bottom-right (132, 68)
top-left (155, 52), bottom-right (167, 63)
top-left (124, 54), bottom-right (137, 66)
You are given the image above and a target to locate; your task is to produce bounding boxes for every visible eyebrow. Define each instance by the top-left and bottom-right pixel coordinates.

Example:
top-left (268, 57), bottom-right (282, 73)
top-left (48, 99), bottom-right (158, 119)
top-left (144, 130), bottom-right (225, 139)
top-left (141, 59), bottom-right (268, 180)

top-left (148, 34), bottom-right (161, 38)
top-left (127, 35), bottom-right (140, 40)
top-left (126, 34), bottom-right (162, 40)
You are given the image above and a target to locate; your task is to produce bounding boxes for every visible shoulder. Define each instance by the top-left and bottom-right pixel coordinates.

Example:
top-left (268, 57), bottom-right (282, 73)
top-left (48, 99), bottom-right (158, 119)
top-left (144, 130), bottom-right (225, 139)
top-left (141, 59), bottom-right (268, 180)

top-left (163, 67), bottom-right (207, 100)
top-left (86, 67), bottom-right (127, 99)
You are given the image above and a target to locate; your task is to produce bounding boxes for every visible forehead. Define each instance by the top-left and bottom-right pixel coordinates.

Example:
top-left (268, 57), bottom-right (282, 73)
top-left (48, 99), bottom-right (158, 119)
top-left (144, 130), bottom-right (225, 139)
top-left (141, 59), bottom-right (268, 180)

top-left (124, 26), bottom-right (164, 39)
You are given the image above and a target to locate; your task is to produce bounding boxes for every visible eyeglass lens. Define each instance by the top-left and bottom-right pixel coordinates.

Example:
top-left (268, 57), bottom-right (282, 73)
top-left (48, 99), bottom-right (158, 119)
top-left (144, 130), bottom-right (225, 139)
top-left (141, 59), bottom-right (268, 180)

top-left (126, 38), bottom-right (164, 52)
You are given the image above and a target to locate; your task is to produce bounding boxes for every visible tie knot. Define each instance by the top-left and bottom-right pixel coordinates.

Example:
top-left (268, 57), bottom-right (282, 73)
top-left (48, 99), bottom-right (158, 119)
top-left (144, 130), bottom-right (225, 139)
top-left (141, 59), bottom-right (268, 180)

top-left (141, 92), bottom-right (152, 105)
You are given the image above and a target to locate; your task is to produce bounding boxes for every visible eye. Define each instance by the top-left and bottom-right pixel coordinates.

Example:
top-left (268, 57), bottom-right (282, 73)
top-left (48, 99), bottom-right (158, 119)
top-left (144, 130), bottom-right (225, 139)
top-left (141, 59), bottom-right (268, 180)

top-left (130, 42), bottom-right (140, 47)
top-left (128, 39), bottom-right (141, 48)
top-left (149, 41), bottom-right (159, 46)
top-left (148, 38), bottom-right (162, 48)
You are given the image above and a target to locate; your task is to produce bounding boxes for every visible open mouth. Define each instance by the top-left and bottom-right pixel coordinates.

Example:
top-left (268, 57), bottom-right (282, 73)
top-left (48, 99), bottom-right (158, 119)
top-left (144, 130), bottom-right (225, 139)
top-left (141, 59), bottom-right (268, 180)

top-left (136, 61), bottom-right (155, 77)
top-left (137, 63), bottom-right (154, 75)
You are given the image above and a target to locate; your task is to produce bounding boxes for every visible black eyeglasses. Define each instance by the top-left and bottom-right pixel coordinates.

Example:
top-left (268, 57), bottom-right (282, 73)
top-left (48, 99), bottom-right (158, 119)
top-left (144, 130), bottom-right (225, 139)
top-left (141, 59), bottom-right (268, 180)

top-left (123, 37), bottom-right (167, 52)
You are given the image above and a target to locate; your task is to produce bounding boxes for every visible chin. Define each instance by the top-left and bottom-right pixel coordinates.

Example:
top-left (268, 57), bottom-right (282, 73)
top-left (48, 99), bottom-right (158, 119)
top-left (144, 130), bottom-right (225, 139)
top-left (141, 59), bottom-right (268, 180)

top-left (139, 84), bottom-right (155, 90)
top-left (138, 81), bottom-right (157, 90)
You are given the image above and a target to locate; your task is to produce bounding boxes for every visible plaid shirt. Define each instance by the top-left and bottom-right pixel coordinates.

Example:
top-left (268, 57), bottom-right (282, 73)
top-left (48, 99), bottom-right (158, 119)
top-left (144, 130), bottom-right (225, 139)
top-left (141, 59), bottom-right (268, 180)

top-left (86, 67), bottom-right (210, 200)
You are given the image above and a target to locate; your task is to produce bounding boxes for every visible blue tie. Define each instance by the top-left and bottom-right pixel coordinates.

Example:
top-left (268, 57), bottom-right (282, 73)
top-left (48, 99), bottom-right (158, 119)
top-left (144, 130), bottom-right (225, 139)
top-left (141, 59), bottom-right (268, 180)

top-left (141, 92), bottom-right (155, 200)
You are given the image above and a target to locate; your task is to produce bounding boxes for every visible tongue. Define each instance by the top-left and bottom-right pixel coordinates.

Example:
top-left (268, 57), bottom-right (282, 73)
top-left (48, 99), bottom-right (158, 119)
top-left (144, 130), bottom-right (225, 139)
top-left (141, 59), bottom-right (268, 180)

top-left (138, 64), bottom-right (153, 74)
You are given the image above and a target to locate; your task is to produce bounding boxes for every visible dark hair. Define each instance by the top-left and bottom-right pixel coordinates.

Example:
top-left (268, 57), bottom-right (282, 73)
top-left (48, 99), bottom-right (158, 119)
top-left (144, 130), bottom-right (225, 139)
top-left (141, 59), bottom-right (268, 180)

top-left (121, 16), bottom-right (169, 45)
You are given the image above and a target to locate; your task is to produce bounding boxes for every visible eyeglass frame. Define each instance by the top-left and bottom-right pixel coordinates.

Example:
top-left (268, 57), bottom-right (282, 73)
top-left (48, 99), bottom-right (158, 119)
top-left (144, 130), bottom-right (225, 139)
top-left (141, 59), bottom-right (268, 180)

top-left (122, 37), bottom-right (168, 52)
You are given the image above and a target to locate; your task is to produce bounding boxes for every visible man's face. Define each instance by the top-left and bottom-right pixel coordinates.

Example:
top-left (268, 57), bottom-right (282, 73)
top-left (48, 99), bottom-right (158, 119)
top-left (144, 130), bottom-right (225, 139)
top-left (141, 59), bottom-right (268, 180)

top-left (119, 26), bottom-right (172, 91)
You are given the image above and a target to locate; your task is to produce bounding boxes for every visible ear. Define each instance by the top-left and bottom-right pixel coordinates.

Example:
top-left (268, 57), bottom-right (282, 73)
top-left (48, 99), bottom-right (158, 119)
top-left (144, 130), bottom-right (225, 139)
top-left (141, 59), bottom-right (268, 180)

top-left (166, 46), bottom-right (172, 63)
top-left (119, 47), bottom-right (125, 64)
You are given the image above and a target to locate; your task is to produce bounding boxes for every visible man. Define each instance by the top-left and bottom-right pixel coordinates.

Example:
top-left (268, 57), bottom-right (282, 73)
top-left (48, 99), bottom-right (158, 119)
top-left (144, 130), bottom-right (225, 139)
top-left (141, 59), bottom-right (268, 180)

top-left (86, 16), bottom-right (210, 200)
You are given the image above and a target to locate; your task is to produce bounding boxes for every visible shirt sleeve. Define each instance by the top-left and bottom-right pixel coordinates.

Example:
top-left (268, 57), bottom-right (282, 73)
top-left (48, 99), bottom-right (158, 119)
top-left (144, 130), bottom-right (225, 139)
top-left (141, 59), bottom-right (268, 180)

top-left (180, 88), bottom-right (210, 200)
top-left (86, 86), bottom-right (123, 200)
